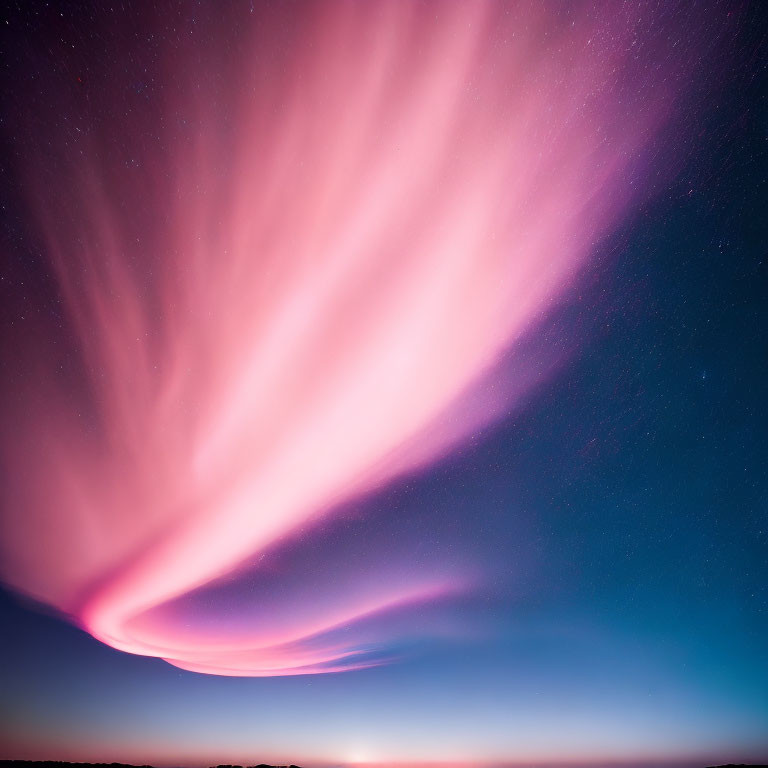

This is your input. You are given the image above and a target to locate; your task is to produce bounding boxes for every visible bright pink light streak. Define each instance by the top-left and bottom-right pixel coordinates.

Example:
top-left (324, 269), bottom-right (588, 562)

top-left (1, 1), bottom-right (685, 675)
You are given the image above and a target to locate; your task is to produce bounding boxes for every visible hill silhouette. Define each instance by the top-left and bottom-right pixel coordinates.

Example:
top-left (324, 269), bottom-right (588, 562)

top-left (3, 761), bottom-right (767, 768)
top-left (0, 761), bottom-right (302, 768)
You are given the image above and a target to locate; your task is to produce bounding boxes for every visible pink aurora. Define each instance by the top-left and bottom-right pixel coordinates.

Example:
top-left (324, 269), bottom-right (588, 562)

top-left (1, 1), bottom-right (687, 675)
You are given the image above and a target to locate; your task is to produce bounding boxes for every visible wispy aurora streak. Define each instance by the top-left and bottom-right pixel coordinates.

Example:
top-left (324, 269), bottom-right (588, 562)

top-left (1, 1), bottom-right (686, 676)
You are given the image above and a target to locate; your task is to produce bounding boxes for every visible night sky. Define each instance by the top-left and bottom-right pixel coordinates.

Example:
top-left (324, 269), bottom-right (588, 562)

top-left (0, 1), bottom-right (766, 767)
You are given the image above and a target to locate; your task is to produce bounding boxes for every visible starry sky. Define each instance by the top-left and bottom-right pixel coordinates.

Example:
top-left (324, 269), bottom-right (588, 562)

top-left (0, 1), bottom-right (766, 767)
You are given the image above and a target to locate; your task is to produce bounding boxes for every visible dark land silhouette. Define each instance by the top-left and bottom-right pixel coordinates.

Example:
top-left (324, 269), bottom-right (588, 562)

top-left (0, 762), bottom-right (302, 768)
top-left (2, 761), bottom-right (767, 768)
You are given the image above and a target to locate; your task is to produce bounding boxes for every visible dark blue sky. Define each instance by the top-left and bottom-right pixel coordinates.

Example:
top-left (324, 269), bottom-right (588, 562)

top-left (0, 1), bottom-right (766, 766)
